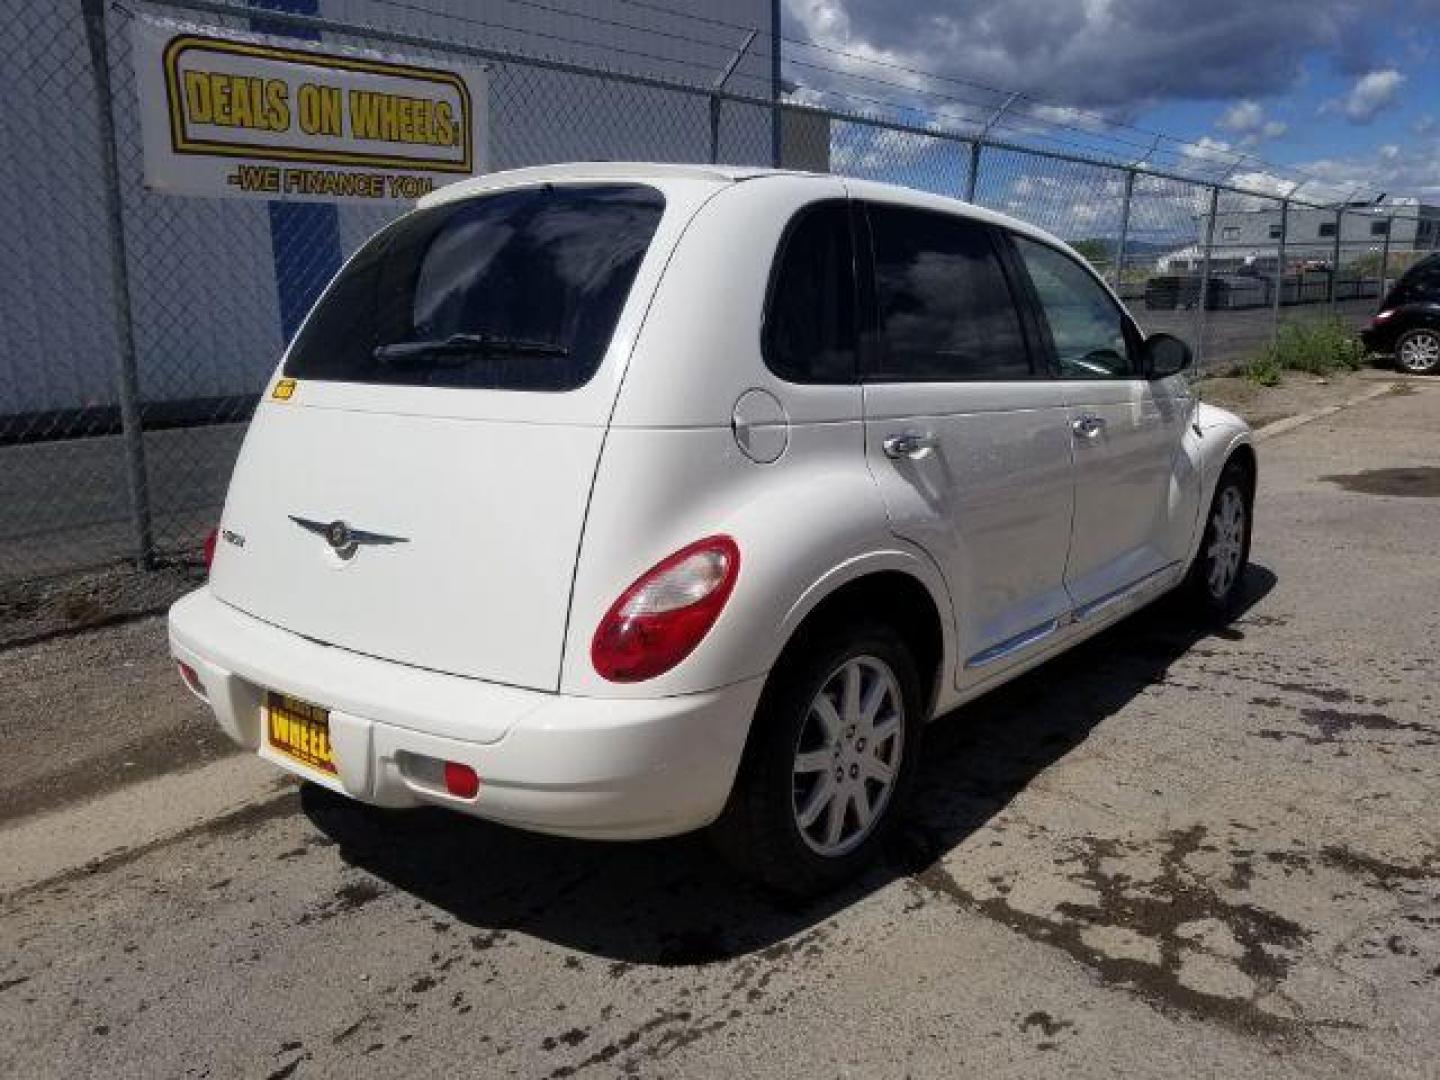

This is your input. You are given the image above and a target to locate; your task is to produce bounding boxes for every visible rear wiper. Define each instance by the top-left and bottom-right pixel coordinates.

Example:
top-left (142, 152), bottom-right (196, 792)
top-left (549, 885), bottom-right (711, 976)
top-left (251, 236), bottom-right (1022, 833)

top-left (373, 332), bottom-right (569, 364)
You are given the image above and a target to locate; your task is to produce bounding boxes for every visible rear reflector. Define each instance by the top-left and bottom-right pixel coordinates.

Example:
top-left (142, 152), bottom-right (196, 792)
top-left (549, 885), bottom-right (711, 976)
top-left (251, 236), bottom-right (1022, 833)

top-left (443, 762), bottom-right (480, 799)
top-left (176, 660), bottom-right (206, 699)
top-left (203, 528), bottom-right (219, 573)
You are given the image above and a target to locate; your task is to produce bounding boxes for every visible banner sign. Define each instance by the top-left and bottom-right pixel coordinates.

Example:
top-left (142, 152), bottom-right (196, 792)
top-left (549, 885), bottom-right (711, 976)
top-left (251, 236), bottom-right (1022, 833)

top-left (131, 17), bottom-right (488, 203)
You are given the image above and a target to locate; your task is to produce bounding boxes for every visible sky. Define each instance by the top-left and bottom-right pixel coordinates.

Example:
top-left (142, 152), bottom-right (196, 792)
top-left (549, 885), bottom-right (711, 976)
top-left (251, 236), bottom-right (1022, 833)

top-left (779, 0), bottom-right (1440, 203)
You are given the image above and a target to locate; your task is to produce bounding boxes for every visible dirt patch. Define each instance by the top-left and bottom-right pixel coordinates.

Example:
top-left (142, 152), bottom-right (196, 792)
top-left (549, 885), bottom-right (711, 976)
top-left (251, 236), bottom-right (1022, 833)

top-left (1321, 466), bottom-right (1440, 498)
top-left (909, 826), bottom-right (1313, 1037)
top-left (1196, 370), bottom-right (1378, 428)
top-left (0, 561), bottom-right (201, 650)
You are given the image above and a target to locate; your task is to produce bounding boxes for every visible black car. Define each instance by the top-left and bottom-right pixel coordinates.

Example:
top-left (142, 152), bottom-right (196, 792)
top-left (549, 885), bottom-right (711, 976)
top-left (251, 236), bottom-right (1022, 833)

top-left (1362, 253), bottom-right (1440, 374)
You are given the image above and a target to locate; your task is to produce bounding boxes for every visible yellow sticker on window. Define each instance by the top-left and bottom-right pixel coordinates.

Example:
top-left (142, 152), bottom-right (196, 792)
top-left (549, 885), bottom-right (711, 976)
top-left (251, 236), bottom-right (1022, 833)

top-left (272, 378), bottom-right (297, 400)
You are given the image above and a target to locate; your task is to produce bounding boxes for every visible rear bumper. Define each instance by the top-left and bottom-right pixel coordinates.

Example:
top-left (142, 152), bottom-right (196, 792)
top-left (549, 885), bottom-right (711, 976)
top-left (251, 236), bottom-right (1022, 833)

top-left (168, 589), bottom-right (762, 839)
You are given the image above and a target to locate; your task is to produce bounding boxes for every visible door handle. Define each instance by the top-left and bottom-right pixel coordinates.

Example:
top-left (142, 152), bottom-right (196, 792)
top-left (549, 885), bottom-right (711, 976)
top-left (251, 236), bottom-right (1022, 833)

top-left (1071, 415), bottom-right (1107, 439)
top-left (882, 431), bottom-right (937, 460)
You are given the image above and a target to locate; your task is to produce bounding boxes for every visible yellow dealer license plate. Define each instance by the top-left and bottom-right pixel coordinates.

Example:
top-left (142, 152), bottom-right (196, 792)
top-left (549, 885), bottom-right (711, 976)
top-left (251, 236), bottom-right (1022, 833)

top-left (266, 693), bottom-right (336, 774)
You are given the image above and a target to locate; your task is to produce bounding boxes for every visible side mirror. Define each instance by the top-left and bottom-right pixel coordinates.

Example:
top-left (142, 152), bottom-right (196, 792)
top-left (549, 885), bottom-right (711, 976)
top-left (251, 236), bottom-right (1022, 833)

top-left (1143, 332), bottom-right (1193, 379)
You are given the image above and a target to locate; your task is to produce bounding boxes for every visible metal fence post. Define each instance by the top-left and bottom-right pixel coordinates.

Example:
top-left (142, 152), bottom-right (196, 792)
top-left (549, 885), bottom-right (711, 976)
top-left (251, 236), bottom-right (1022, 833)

top-left (964, 139), bottom-right (982, 203)
top-left (1113, 166), bottom-right (1136, 289)
top-left (963, 92), bottom-right (1016, 205)
top-left (1270, 198), bottom-right (1289, 351)
top-left (1378, 213), bottom-right (1393, 311)
top-left (708, 96), bottom-right (720, 164)
top-left (1328, 206), bottom-right (1343, 310)
top-left (1193, 185), bottom-right (1219, 374)
top-left (708, 28), bottom-right (756, 165)
top-left (82, 0), bottom-right (153, 570)
top-left (769, 0), bottom-right (781, 167)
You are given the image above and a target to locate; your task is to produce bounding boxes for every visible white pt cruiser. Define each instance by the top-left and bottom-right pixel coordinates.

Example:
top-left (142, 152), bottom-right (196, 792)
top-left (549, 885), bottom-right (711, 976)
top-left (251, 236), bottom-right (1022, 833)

top-left (171, 163), bottom-right (1255, 895)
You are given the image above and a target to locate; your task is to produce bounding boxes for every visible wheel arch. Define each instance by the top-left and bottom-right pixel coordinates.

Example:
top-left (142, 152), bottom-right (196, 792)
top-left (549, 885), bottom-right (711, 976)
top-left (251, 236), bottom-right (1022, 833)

top-left (1182, 404), bottom-right (1257, 570)
top-left (773, 556), bottom-right (955, 722)
top-left (1226, 440), bottom-right (1258, 501)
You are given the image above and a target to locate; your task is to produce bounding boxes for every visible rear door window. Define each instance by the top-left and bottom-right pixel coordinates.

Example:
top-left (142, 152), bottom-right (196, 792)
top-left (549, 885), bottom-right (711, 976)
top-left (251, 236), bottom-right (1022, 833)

top-left (865, 204), bottom-right (1031, 381)
top-left (284, 184), bottom-right (665, 391)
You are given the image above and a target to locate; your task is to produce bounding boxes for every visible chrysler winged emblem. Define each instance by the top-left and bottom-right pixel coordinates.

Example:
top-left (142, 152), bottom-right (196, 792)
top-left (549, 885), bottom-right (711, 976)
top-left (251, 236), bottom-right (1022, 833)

top-left (289, 515), bottom-right (409, 559)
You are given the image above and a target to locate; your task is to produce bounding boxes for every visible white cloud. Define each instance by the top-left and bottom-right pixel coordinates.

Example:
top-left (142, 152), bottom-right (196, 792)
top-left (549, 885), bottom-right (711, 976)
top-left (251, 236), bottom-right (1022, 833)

top-left (1181, 136), bottom-right (1238, 164)
top-left (1291, 144), bottom-right (1440, 201)
top-left (1026, 104), bottom-right (1110, 133)
top-left (1217, 100), bottom-right (1288, 148)
top-left (1327, 69), bottom-right (1406, 123)
top-left (1219, 101), bottom-right (1264, 133)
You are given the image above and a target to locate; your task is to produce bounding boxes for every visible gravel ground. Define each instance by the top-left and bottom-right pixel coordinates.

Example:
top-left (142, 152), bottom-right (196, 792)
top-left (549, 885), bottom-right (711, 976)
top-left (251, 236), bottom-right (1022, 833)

top-left (1, 380), bottom-right (1437, 1079)
top-left (0, 616), bottom-right (236, 824)
top-left (1198, 368), bottom-right (1414, 431)
top-left (0, 561), bottom-right (202, 651)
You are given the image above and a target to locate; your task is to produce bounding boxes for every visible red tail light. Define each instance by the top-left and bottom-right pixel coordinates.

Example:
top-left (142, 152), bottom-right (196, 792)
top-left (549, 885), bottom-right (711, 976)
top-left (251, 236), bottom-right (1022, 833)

top-left (591, 535), bottom-right (740, 683)
top-left (203, 528), bottom-right (219, 573)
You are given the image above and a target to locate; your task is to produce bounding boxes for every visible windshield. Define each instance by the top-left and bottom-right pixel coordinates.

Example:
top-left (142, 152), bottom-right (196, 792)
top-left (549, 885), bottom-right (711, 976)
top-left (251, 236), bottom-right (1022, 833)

top-left (284, 183), bottom-right (666, 391)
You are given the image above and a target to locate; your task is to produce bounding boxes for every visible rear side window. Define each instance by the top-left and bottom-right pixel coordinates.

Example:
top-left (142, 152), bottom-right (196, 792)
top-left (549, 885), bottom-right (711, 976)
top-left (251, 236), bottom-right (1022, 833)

top-left (763, 201), bottom-right (857, 383)
top-left (866, 204), bottom-right (1030, 381)
top-left (285, 184), bottom-right (665, 391)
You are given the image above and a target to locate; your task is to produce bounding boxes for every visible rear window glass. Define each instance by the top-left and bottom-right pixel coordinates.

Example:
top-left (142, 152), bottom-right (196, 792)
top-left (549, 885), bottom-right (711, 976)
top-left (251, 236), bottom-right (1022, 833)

top-left (284, 184), bottom-right (665, 391)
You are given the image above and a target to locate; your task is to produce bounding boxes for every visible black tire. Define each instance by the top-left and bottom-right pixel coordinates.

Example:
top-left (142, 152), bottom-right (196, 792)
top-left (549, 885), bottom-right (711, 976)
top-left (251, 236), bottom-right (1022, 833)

top-left (1185, 458), bottom-right (1253, 618)
top-left (1395, 328), bottom-right (1440, 375)
top-left (711, 619), bottom-right (925, 897)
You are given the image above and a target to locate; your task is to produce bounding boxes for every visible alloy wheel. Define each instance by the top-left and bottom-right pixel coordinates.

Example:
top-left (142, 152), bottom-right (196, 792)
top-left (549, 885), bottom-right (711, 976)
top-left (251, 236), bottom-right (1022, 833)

top-left (791, 656), bottom-right (905, 857)
top-left (1206, 485), bottom-right (1247, 600)
top-left (1397, 330), bottom-right (1440, 374)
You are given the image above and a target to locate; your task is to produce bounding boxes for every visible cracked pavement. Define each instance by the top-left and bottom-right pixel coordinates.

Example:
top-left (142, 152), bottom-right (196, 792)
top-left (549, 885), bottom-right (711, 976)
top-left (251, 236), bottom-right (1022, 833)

top-left (2, 381), bottom-right (1438, 1078)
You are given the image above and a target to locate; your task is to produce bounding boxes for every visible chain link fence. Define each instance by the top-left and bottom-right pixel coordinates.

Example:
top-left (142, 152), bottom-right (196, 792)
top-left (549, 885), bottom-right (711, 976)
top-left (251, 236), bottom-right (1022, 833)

top-left (1, 0), bottom-right (1431, 585)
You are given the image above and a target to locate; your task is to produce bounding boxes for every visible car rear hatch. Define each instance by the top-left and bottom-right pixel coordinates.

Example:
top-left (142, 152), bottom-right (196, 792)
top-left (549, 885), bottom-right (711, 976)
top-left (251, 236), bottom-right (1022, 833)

top-left (209, 177), bottom-right (717, 692)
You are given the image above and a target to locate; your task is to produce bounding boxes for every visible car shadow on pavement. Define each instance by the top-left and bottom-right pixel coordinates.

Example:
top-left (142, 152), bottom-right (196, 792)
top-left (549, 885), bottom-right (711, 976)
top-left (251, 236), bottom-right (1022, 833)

top-left (303, 565), bottom-right (1276, 965)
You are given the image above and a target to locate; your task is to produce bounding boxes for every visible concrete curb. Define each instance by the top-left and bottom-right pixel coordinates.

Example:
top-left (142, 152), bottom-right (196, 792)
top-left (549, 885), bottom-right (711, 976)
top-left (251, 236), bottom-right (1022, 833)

top-left (1252, 381), bottom-right (1410, 442)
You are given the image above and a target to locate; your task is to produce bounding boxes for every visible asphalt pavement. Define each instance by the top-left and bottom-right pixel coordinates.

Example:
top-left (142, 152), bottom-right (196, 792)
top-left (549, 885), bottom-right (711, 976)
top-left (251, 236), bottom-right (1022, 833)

top-left (1, 379), bottom-right (1438, 1079)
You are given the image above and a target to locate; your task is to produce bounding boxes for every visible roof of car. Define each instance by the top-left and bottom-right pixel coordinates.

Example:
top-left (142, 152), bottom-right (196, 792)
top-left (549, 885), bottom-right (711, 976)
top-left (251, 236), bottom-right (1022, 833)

top-left (418, 161), bottom-right (1061, 250)
top-left (419, 162), bottom-right (775, 206)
